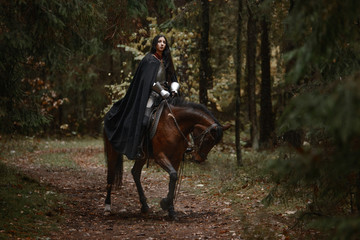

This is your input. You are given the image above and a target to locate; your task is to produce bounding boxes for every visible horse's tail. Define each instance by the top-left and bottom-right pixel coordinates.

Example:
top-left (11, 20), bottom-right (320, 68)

top-left (103, 130), bottom-right (123, 188)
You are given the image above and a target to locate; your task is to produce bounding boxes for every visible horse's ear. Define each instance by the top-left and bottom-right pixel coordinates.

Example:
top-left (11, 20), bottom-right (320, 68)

top-left (222, 123), bottom-right (231, 131)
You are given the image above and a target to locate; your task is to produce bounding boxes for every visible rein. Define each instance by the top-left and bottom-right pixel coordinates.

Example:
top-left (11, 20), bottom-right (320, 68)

top-left (164, 100), bottom-right (219, 201)
top-left (165, 100), bottom-right (219, 153)
top-left (165, 101), bottom-right (192, 147)
top-left (164, 100), bottom-right (187, 201)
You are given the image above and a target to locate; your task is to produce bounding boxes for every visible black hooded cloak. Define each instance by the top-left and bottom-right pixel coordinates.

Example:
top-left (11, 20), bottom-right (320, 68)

top-left (104, 53), bottom-right (174, 159)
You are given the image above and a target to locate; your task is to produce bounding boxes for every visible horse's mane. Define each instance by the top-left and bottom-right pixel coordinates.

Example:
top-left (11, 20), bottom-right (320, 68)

top-left (168, 97), bottom-right (221, 126)
top-left (168, 97), bottom-right (223, 144)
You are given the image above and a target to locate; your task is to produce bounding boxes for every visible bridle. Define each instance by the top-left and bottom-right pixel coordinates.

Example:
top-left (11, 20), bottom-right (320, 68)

top-left (191, 123), bottom-right (218, 159)
top-left (165, 101), bottom-right (219, 159)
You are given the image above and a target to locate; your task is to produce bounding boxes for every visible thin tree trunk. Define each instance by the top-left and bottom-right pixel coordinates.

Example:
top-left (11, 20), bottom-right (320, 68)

top-left (109, 54), bottom-right (114, 84)
top-left (246, 1), bottom-right (259, 150)
top-left (235, 0), bottom-right (243, 167)
top-left (81, 90), bottom-right (87, 120)
top-left (199, 0), bottom-right (212, 106)
top-left (259, 11), bottom-right (274, 148)
top-left (356, 171), bottom-right (360, 214)
top-left (281, 0), bottom-right (303, 148)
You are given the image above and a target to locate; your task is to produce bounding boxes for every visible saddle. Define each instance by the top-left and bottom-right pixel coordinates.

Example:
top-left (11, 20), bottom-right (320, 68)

top-left (139, 100), bottom-right (166, 161)
top-left (148, 100), bottom-right (166, 139)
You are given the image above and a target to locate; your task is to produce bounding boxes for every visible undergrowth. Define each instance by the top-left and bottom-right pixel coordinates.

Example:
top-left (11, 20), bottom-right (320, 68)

top-left (0, 161), bottom-right (65, 239)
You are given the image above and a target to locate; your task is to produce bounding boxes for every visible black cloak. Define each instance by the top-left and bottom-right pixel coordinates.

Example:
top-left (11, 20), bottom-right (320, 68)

top-left (104, 53), bottom-right (175, 159)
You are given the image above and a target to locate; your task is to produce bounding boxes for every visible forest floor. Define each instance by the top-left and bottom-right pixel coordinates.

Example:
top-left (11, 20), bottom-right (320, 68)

top-left (0, 137), bottom-right (324, 239)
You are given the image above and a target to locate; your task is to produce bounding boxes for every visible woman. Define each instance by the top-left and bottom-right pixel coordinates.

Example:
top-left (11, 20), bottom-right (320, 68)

top-left (104, 35), bottom-right (179, 159)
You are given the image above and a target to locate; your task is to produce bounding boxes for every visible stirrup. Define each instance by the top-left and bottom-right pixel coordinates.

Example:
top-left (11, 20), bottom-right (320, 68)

top-left (135, 147), bottom-right (145, 159)
top-left (185, 147), bottom-right (193, 153)
top-left (135, 134), bottom-right (146, 160)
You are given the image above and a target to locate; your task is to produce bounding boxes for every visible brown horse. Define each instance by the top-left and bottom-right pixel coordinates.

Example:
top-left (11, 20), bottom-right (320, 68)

top-left (103, 98), bottom-right (230, 219)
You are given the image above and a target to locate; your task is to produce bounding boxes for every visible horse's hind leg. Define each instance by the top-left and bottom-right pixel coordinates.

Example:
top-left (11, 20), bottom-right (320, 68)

top-left (131, 158), bottom-right (149, 213)
top-left (104, 132), bottom-right (123, 215)
top-left (104, 153), bottom-right (117, 215)
top-left (104, 184), bottom-right (112, 214)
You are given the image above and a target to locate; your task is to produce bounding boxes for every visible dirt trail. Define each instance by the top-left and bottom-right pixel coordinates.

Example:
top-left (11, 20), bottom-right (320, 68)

top-left (7, 146), bottom-right (310, 240)
top-left (16, 156), bottom-right (245, 240)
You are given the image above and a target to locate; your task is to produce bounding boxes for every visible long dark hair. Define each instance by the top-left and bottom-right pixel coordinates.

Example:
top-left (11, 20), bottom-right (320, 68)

top-left (150, 34), bottom-right (176, 81)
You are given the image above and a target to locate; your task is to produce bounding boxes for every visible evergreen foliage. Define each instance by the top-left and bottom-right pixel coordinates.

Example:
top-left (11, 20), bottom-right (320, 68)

top-left (264, 0), bottom-right (360, 237)
top-left (128, 0), bottom-right (148, 18)
top-left (1, 0), bottom-right (242, 135)
top-left (0, 0), bottom-right (105, 134)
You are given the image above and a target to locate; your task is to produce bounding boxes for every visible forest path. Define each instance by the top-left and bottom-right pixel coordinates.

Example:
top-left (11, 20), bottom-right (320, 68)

top-left (18, 154), bottom-right (243, 239)
top-left (7, 143), bottom-right (308, 239)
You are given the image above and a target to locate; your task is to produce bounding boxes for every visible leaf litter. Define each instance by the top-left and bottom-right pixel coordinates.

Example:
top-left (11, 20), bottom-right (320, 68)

top-left (0, 138), bottom-right (319, 239)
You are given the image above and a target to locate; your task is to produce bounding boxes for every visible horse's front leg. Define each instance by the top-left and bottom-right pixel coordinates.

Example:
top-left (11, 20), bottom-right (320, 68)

top-left (156, 155), bottom-right (178, 220)
top-left (131, 158), bottom-right (149, 213)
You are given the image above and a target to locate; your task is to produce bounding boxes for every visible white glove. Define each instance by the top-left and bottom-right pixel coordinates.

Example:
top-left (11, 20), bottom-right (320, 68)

top-left (160, 90), bottom-right (170, 99)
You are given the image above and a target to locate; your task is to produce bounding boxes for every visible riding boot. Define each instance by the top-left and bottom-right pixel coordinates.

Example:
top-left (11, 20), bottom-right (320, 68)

top-left (135, 107), bottom-right (152, 160)
top-left (142, 107), bottom-right (152, 129)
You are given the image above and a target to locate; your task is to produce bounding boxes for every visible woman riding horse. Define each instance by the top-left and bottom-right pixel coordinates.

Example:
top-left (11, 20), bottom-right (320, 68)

top-left (104, 34), bottom-right (179, 160)
top-left (104, 97), bottom-right (230, 219)
top-left (103, 35), bottom-right (230, 219)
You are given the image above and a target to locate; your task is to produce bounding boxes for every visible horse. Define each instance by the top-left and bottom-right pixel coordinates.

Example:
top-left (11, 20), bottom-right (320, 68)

top-left (103, 97), bottom-right (230, 219)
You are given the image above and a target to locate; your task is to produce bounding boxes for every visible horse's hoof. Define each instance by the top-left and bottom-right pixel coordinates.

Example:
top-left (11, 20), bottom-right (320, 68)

top-left (141, 204), bottom-right (150, 214)
top-left (168, 215), bottom-right (178, 221)
top-left (168, 209), bottom-right (177, 221)
top-left (104, 204), bottom-right (111, 215)
top-left (160, 198), bottom-right (170, 211)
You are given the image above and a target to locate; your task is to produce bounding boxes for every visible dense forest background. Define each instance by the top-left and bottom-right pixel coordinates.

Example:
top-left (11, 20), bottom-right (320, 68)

top-left (1, 0), bottom-right (360, 238)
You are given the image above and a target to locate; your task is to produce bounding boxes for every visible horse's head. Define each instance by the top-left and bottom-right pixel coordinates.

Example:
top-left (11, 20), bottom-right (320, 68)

top-left (166, 97), bottom-right (231, 162)
top-left (191, 123), bottom-right (231, 162)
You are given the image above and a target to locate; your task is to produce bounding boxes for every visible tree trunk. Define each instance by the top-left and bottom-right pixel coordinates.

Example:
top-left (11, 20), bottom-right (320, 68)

top-left (199, 0), bottom-right (212, 106)
top-left (281, 0), bottom-right (303, 148)
top-left (356, 171), bottom-right (360, 214)
top-left (246, 1), bottom-right (259, 150)
top-left (259, 12), bottom-right (275, 148)
top-left (235, 0), bottom-right (243, 167)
